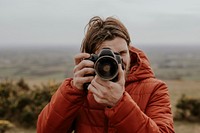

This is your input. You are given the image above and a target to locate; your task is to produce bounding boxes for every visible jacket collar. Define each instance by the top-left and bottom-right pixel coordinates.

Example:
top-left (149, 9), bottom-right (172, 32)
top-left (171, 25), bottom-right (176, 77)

top-left (126, 46), bottom-right (155, 83)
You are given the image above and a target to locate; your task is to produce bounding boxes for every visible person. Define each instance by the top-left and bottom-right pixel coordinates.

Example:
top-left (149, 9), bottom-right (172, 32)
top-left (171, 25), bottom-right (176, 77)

top-left (37, 16), bottom-right (174, 133)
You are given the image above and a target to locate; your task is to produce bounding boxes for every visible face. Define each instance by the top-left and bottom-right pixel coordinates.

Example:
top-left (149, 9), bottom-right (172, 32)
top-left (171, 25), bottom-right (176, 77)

top-left (95, 37), bottom-right (131, 75)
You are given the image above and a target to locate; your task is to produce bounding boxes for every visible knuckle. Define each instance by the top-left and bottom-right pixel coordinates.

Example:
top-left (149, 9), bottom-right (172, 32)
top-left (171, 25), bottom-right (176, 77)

top-left (88, 76), bottom-right (94, 82)
top-left (74, 72), bottom-right (78, 77)
top-left (91, 79), bottom-right (95, 85)
top-left (82, 68), bottom-right (90, 76)
top-left (84, 68), bottom-right (90, 73)
top-left (75, 78), bottom-right (80, 83)
top-left (101, 90), bottom-right (107, 96)
top-left (84, 77), bottom-right (91, 83)
top-left (81, 60), bottom-right (87, 65)
top-left (97, 94), bottom-right (103, 99)
top-left (96, 98), bottom-right (101, 103)
top-left (74, 70), bottom-right (82, 77)
top-left (98, 99), bottom-right (106, 104)
top-left (73, 66), bottom-right (78, 73)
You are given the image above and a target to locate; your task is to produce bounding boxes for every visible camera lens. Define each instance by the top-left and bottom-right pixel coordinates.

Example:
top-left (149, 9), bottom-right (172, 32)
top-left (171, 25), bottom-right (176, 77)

top-left (94, 56), bottom-right (118, 80)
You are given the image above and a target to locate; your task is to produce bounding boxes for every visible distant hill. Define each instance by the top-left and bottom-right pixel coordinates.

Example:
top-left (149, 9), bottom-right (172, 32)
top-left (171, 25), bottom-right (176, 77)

top-left (0, 45), bottom-right (200, 82)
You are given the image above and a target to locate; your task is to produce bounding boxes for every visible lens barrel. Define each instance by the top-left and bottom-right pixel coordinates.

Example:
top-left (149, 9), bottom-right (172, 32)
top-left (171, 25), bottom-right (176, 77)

top-left (94, 56), bottom-right (118, 80)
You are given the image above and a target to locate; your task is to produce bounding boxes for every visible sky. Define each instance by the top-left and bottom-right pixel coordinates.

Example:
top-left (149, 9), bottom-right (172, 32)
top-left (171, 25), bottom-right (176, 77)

top-left (0, 0), bottom-right (200, 48)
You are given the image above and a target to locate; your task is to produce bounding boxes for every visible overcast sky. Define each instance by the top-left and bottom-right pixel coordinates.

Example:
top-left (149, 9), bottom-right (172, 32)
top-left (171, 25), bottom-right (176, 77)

top-left (0, 0), bottom-right (200, 48)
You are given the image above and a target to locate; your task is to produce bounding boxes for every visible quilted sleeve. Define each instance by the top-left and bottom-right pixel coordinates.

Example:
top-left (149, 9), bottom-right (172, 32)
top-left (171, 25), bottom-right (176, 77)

top-left (37, 78), bottom-right (86, 133)
top-left (105, 82), bottom-right (174, 133)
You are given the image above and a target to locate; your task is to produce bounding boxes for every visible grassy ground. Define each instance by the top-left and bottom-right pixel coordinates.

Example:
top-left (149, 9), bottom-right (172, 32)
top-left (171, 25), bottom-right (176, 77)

top-left (7, 128), bottom-right (35, 133)
top-left (166, 80), bottom-right (200, 133)
top-left (174, 121), bottom-right (200, 133)
top-left (5, 79), bottom-right (199, 133)
top-left (166, 80), bottom-right (200, 114)
top-left (7, 122), bottom-right (200, 133)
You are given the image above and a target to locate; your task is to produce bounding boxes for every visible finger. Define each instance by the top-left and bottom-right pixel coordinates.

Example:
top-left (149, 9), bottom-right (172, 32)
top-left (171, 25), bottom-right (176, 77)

top-left (73, 60), bottom-right (94, 73)
top-left (88, 83), bottom-right (105, 99)
top-left (74, 67), bottom-right (95, 77)
top-left (93, 94), bottom-right (108, 105)
top-left (88, 84), bottom-right (107, 103)
top-left (92, 77), bottom-right (114, 99)
top-left (88, 83), bottom-right (99, 95)
top-left (91, 76), bottom-right (103, 88)
top-left (74, 53), bottom-right (90, 65)
top-left (76, 76), bottom-right (94, 85)
top-left (94, 75), bottom-right (111, 88)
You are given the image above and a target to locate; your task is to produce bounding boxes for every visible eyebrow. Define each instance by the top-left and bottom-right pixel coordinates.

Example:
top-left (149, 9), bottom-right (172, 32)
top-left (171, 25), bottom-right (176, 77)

top-left (118, 49), bottom-right (128, 53)
top-left (98, 46), bottom-right (128, 54)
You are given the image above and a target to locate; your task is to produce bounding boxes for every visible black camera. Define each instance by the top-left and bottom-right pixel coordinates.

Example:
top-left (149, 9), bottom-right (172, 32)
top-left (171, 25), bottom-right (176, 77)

top-left (83, 48), bottom-right (124, 90)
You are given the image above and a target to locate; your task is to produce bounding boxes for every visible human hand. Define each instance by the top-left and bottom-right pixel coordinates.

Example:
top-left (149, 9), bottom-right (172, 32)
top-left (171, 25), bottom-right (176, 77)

top-left (88, 64), bottom-right (125, 107)
top-left (72, 53), bottom-right (95, 90)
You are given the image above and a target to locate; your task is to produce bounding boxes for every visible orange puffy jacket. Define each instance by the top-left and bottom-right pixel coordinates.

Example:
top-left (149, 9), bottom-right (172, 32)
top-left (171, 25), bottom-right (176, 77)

top-left (37, 46), bottom-right (174, 133)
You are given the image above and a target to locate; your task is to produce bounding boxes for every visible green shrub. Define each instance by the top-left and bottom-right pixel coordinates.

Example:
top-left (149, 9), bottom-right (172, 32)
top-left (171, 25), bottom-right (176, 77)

top-left (0, 78), bottom-right (61, 128)
top-left (0, 120), bottom-right (15, 133)
top-left (175, 94), bottom-right (200, 122)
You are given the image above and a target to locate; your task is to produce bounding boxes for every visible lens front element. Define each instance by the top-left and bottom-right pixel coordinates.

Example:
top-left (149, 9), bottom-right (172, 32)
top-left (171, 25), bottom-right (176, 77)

top-left (94, 56), bottom-right (118, 80)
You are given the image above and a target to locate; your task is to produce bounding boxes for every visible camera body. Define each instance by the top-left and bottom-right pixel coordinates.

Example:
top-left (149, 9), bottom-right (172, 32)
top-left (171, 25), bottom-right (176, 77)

top-left (83, 48), bottom-right (123, 90)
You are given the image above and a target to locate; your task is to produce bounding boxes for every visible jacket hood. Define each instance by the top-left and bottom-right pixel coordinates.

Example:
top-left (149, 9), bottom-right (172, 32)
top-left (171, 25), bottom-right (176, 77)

top-left (126, 46), bottom-right (155, 83)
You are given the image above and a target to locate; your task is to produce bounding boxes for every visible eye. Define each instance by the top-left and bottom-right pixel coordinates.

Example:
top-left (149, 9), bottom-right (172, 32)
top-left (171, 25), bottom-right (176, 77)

top-left (119, 50), bottom-right (127, 56)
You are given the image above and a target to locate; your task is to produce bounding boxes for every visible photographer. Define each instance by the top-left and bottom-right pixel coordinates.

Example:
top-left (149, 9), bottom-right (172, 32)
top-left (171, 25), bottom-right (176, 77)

top-left (37, 16), bottom-right (174, 133)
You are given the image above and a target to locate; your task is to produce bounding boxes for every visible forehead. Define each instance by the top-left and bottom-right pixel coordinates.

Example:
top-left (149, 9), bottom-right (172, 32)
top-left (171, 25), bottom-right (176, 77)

top-left (96, 37), bottom-right (128, 53)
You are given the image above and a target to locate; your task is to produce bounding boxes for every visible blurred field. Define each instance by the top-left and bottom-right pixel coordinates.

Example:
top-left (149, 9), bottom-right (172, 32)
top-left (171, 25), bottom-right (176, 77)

top-left (8, 121), bottom-right (200, 133)
top-left (174, 121), bottom-right (200, 133)
top-left (7, 128), bottom-right (35, 133)
top-left (166, 80), bottom-right (200, 133)
top-left (4, 80), bottom-right (199, 133)
top-left (1, 45), bottom-right (200, 132)
top-left (6, 122), bottom-right (200, 133)
top-left (166, 80), bottom-right (200, 113)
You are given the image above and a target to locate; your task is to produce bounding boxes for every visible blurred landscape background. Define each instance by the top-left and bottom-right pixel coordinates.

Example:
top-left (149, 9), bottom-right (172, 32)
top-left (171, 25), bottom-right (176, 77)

top-left (1, 0), bottom-right (200, 132)
top-left (0, 44), bottom-right (200, 132)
